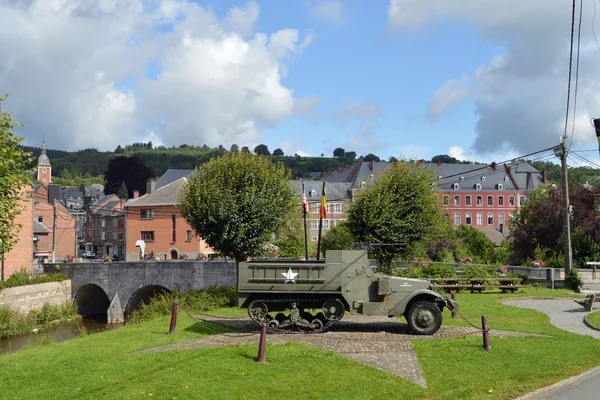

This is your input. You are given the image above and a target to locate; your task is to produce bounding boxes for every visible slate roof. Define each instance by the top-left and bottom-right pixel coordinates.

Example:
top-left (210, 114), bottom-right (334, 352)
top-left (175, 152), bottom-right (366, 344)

top-left (33, 219), bottom-right (52, 234)
top-left (125, 178), bottom-right (186, 207)
top-left (157, 169), bottom-right (194, 189)
top-left (290, 180), bottom-right (353, 202)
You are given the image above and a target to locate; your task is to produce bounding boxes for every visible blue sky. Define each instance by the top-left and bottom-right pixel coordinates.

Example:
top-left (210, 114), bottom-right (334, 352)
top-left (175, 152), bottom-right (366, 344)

top-left (1, 0), bottom-right (600, 166)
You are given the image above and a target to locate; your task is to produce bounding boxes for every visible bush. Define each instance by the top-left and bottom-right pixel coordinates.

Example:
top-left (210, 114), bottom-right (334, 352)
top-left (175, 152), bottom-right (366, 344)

top-left (427, 263), bottom-right (457, 278)
top-left (460, 265), bottom-right (497, 279)
top-left (0, 302), bottom-right (77, 339)
top-left (565, 269), bottom-right (584, 293)
top-left (128, 286), bottom-right (236, 324)
top-left (0, 269), bottom-right (69, 291)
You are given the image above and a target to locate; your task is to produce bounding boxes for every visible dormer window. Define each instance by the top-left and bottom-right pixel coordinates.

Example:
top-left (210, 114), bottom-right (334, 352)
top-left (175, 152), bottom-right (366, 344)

top-left (360, 181), bottom-right (366, 189)
top-left (438, 175), bottom-right (443, 180)
top-left (504, 176), bottom-right (509, 181)
top-left (475, 183), bottom-right (482, 190)
top-left (481, 176), bottom-right (486, 181)
top-left (310, 190), bottom-right (316, 197)
top-left (453, 183), bottom-right (460, 190)
top-left (497, 183), bottom-right (504, 190)
top-left (460, 176), bottom-right (465, 181)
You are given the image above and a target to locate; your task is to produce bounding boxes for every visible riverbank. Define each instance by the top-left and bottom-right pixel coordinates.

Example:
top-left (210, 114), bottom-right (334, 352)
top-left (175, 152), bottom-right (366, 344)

top-left (0, 301), bottom-right (77, 339)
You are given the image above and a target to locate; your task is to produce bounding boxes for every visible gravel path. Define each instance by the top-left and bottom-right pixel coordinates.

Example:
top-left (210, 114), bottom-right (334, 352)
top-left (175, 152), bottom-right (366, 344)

top-left (503, 299), bottom-right (600, 339)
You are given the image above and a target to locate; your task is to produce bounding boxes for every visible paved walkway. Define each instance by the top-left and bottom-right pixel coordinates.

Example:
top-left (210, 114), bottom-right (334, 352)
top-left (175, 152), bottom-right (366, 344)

top-left (138, 314), bottom-right (542, 388)
top-left (503, 298), bottom-right (600, 339)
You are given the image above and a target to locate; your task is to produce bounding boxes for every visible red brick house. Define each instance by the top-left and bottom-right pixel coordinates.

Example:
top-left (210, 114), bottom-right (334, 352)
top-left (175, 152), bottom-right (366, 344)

top-left (85, 194), bottom-right (126, 259)
top-left (2, 186), bottom-right (34, 278)
top-left (124, 178), bottom-right (212, 261)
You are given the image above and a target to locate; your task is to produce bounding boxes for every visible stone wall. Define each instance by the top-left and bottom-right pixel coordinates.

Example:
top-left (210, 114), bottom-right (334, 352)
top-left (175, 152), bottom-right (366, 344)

top-left (0, 281), bottom-right (72, 313)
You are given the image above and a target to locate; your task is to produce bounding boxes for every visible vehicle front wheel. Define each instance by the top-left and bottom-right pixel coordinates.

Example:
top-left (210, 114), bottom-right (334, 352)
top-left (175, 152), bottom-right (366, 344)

top-left (406, 301), bottom-right (442, 335)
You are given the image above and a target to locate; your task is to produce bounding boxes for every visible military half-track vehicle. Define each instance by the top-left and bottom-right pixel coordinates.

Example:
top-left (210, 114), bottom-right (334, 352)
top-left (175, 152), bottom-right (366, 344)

top-left (237, 249), bottom-right (458, 335)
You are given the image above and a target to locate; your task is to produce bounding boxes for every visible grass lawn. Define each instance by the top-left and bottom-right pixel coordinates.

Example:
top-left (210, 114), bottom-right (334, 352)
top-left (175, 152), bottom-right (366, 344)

top-left (587, 310), bottom-right (600, 329)
top-left (0, 288), bottom-right (598, 400)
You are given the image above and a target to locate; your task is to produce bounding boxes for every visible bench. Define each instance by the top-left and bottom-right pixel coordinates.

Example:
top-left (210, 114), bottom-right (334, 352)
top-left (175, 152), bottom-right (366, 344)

top-left (574, 293), bottom-right (600, 312)
top-left (430, 277), bottom-right (525, 293)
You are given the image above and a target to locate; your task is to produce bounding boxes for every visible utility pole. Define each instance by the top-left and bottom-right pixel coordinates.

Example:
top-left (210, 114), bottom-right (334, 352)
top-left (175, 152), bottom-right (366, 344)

top-left (52, 203), bottom-right (57, 263)
top-left (556, 142), bottom-right (573, 275)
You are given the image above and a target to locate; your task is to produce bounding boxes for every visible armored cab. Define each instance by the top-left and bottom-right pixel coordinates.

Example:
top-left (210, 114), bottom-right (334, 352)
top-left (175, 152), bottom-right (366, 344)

top-left (237, 249), bottom-right (457, 335)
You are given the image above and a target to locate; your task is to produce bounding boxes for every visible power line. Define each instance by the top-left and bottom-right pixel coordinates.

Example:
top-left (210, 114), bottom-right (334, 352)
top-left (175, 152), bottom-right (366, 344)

top-left (569, 0), bottom-right (584, 150)
top-left (563, 0), bottom-right (578, 141)
top-left (594, 0), bottom-right (600, 51)
top-left (571, 150), bottom-right (600, 169)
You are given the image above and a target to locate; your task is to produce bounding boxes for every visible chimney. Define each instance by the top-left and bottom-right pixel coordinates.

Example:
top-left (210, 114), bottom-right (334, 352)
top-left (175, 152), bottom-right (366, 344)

top-left (491, 162), bottom-right (497, 171)
top-left (133, 190), bottom-right (139, 199)
top-left (370, 160), bottom-right (375, 172)
top-left (146, 179), bottom-right (155, 194)
top-left (543, 170), bottom-right (547, 184)
top-left (437, 161), bottom-right (442, 167)
top-left (338, 167), bottom-right (342, 173)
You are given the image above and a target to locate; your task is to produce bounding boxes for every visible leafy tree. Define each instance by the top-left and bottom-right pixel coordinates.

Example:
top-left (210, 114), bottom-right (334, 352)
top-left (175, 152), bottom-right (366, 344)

top-left (0, 94), bottom-right (34, 254)
top-left (321, 221), bottom-right (355, 253)
top-left (103, 156), bottom-right (155, 198)
top-left (333, 147), bottom-right (345, 158)
top-left (241, 146), bottom-right (250, 154)
top-left (118, 181), bottom-right (129, 199)
top-left (431, 154), bottom-right (460, 164)
top-left (346, 160), bottom-right (442, 273)
top-left (230, 144), bottom-right (239, 154)
top-left (362, 153), bottom-right (381, 162)
top-left (178, 152), bottom-right (296, 263)
top-left (254, 144), bottom-right (270, 156)
top-left (389, 156), bottom-right (399, 163)
top-left (272, 211), bottom-right (315, 258)
top-left (345, 151), bottom-right (357, 161)
top-left (455, 225), bottom-right (494, 263)
top-left (114, 145), bottom-right (123, 154)
top-left (273, 148), bottom-right (284, 157)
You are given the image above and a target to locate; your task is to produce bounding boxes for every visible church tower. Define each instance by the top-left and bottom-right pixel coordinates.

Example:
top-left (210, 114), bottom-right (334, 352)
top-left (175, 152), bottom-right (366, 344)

top-left (37, 140), bottom-right (52, 184)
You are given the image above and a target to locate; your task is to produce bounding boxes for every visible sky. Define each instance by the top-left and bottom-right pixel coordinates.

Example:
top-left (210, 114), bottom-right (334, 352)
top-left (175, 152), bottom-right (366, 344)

top-left (1, 0), bottom-right (600, 165)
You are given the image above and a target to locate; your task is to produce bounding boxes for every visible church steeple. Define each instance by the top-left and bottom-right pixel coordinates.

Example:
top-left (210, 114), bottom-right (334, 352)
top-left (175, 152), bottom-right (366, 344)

top-left (37, 139), bottom-right (52, 184)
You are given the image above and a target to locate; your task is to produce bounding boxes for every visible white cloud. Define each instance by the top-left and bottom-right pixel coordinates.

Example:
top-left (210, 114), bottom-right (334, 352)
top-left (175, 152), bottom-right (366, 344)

top-left (0, 0), bottom-right (315, 151)
top-left (278, 139), bottom-right (310, 157)
top-left (306, 0), bottom-right (344, 24)
top-left (389, 0), bottom-right (600, 155)
top-left (427, 74), bottom-right (473, 120)
top-left (334, 100), bottom-right (383, 125)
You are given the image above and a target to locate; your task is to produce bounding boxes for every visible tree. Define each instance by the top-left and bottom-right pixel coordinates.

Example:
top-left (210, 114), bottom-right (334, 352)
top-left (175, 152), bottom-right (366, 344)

top-left (273, 210), bottom-right (315, 258)
top-left (431, 154), bottom-right (460, 164)
top-left (254, 144), bottom-right (270, 156)
top-left (241, 146), bottom-right (250, 154)
top-left (333, 147), bottom-right (345, 158)
top-left (103, 155), bottom-right (155, 198)
top-left (362, 153), bottom-right (381, 162)
top-left (178, 152), bottom-right (296, 263)
top-left (273, 148), bottom-right (284, 157)
top-left (345, 151), bottom-right (357, 161)
top-left (388, 156), bottom-right (399, 163)
top-left (0, 94), bottom-right (34, 254)
top-left (346, 160), bottom-right (442, 273)
top-left (230, 144), bottom-right (239, 154)
top-left (455, 225), bottom-right (494, 263)
top-left (114, 145), bottom-right (123, 154)
top-left (321, 221), bottom-right (355, 253)
top-left (118, 181), bottom-right (129, 199)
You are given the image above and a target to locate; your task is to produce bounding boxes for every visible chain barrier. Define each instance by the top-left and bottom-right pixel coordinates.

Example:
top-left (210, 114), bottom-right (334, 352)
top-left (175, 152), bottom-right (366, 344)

top-left (456, 309), bottom-right (487, 333)
top-left (177, 304), bottom-right (258, 338)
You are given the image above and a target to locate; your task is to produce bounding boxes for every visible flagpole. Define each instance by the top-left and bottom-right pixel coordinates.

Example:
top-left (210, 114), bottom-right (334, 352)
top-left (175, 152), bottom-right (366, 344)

top-left (316, 182), bottom-right (326, 260)
top-left (302, 182), bottom-right (309, 261)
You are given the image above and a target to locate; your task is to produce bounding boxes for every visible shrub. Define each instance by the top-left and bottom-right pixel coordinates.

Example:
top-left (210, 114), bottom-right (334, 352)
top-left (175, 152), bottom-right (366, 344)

top-left (427, 263), bottom-right (457, 278)
top-left (565, 269), bottom-right (584, 293)
top-left (0, 269), bottom-right (69, 291)
top-left (460, 264), bottom-right (497, 279)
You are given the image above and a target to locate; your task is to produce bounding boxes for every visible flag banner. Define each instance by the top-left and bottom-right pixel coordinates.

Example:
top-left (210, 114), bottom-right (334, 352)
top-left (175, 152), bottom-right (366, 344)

top-left (593, 118), bottom-right (600, 155)
top-left (302, 182), bottom-right (309, 216)
top-left (320, 182), bottom-right (327, 219)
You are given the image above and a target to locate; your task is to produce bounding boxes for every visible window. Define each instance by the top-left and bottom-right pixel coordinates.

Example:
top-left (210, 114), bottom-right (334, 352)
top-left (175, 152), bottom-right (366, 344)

top-left (454, 195), bottom-right (460, 206)
top-left (504, 176), bottom-right (509, 181)
top-left (105, 232), bottom-right (112, 241)
top-left (454, 213), bottom-right (460, 225)
top-left (466, 195), bottom-right (472, 206)
top-left (118, 233), bottom-right (123, 241)
top-left (101, 232), bottom-right (106, 240)
top-left (140, 209), bottom-right (155, 219)
top-left (499, 213), bottom-right (505, 226)
top-left (105, 218), bottom-right (112, 228)
top-left (498, 196), bottom-right (504, 206)
top-left (453, 183), bottom-right (460, 190)
top-left (118, 218), bottom-right (124, 227)
top-left (476, 213), bottom-right (483, 226)
top-left (141, 231), bottom-right (155, 241)
top-left (37, 216), bottom-right (43, 223)
top-left (488, 213), bottom-right (494, 225)
top-left (311, 236), bottom-right (318, 242)
top-left (172, 214), bottom-right (176, 243)
top-left (334, 204), bottom-right (342, 213)
top-left (443, 212), bottom-right (450, 219)
top-left (443, 195), bottom-right (449, 206)
top-left (310, 203), bottom-right (319, 214)
top-left (509, 196), bottom-right (515, 206)
top-left (101, 219), bottom-right (105, 227)
top-left (323, 220), bottom-right (330, 229)
top-left (475, 183), bottom-right (482, 190)
top-left (497, 183), bottom-right (504, 190)
top-left (310, 190), bottom-right (316, 197)
top-left (466, 213), bottom-right (472, 225)
top-left (481, 176), bottom-right (486, 181)
top-left (519, 196), bottom-right (526, 206)
top-left (460, 176), bottom-right (465, 181)
top-left (487, 196), bottom-right (493, 206)
top-left (476, 196), bottom-right (483, 206)
top-left (361, 181), bottom-right (366, 189)
top-left (311, 220), bottom-right (318, 229)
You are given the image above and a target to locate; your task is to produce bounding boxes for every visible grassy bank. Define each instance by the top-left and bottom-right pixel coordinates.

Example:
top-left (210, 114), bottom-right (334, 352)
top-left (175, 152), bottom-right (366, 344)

top-left (0, 288), bottom-right (598, 400)
top-left (0, 302), bottom-right (78, 339)
top-left (0, 269), bottom-right (69, 291)
top-left (587, 310), bottom-right (600, 329)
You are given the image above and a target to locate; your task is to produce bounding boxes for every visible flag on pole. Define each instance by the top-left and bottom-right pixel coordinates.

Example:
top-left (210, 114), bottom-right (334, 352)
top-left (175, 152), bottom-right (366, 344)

top-left (320, 182), bottom-right (327, 219)
top-left (301, 182), bottom-right (309, 216)
top-left (593, 118), bottom-right (600, 155)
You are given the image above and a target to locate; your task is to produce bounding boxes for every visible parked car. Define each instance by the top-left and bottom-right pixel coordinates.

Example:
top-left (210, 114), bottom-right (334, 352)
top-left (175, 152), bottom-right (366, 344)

top-left (83, 251), bottom-right (95, 258)
top-left (110, 255), bottom-right (120, 261)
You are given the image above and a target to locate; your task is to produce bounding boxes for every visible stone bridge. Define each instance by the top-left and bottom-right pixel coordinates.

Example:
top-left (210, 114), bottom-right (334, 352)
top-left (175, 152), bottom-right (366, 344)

top-left (47, 260), bottom-right (236, 323)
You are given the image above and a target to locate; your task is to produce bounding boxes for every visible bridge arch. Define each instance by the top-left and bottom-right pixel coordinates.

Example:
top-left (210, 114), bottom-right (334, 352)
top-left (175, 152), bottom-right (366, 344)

top-left (74, 284), bottom-right (111, 323)
top-left (124, 285), bottom-right (172, 320)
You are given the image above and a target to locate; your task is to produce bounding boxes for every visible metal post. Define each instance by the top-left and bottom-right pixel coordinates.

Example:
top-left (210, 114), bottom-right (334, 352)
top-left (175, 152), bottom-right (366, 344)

top-left (257, 323), bottom-right (267, 363)
top-left (1, 249), bottom-right (4, 282)
top-left (559, 142), bottom-right (573, 276)
top-left (451, 292), bottom-right (457, 319)
top-left (52, 204), bottom-right (57, 263)
top-left (168, 301), bottom-right (178, 334)
top-left (482, 315), bottom-right (491, 351)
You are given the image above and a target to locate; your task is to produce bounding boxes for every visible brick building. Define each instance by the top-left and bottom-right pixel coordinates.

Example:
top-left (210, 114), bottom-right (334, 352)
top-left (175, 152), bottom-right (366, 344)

top-left (33, 198), bottom-right (77, 263)
top-left (2, 186), bottom-right (34, 278)
top-left (124, 178), bottom-right (212, 261)
top-left (85, 194), bottom-right (126, 259)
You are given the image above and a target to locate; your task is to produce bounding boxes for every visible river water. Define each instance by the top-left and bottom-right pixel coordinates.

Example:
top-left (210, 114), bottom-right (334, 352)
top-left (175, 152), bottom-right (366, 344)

top-left (0, 317), bottom-right (123, 355)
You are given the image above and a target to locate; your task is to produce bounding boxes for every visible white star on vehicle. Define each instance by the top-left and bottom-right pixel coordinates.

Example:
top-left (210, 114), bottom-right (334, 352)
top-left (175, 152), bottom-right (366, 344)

top-left (282, 268), bottom-right (298, 284)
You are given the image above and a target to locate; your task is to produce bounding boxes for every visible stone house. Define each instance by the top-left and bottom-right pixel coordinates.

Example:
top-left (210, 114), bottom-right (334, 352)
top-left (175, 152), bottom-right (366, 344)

top-left (85, 194), bottom-right (126, 259)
